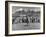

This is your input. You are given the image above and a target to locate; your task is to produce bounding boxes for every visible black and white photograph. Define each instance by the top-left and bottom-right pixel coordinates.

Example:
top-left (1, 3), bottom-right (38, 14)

top-left (12, 7), bottom-right (40, 30)
top-left (5, 1), bottom-right (45, 36)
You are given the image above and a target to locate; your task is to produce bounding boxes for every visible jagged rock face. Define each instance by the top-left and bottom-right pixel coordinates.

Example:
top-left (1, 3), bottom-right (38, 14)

top-left (12, 8), bottom-right (40, 17)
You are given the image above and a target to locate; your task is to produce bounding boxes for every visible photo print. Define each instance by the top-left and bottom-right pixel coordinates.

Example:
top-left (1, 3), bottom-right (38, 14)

top-left (12, 7), bottom-right (40, 30)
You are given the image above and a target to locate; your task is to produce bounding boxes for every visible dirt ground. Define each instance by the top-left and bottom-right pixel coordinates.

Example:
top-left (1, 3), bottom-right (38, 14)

top-left (12, 23), bottom-right (40, 31)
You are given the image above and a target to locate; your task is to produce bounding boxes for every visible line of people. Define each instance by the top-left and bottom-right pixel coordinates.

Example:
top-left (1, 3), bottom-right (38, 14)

top-left (12, 16), bottom-right (40, 24)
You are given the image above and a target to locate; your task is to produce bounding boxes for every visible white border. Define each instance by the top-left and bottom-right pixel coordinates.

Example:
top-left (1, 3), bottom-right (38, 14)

top-left (8, 2), bottom-right (43, 34)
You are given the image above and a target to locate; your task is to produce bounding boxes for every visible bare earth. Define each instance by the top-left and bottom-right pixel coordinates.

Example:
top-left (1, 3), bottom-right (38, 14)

top-left (12, 23), bottom-right (40, 31)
